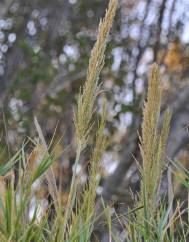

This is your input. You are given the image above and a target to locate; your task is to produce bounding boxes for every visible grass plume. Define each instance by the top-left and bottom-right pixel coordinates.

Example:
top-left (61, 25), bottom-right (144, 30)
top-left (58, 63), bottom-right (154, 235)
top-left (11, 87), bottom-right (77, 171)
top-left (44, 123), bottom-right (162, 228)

top-left (74, 0), bottom-right (118, 150)
top-left (139, 63), bottom-right (171, 215)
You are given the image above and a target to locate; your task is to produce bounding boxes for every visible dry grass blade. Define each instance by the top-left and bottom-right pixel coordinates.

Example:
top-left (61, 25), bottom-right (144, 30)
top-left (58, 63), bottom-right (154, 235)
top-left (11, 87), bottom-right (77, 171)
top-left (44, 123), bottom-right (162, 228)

top-left (0, 176), bottom-right (6, 212)
top-left (34, 117), bottom-right (58, 207)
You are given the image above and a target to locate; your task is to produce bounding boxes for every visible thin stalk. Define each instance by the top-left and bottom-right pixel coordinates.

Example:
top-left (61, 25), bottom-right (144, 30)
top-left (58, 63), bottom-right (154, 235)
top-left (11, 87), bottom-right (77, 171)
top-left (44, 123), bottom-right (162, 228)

top-left (61, 141), bottom-right (82, 239)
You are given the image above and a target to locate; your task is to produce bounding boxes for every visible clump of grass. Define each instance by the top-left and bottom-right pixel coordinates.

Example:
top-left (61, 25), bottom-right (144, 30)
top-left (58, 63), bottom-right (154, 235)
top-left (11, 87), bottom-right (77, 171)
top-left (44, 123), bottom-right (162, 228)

top-left (0, 1), bottom-right (118, 241)
top-left (0, 138), bottom-right (55, 242)
top-left (1, 1), bottom-right (189, 241)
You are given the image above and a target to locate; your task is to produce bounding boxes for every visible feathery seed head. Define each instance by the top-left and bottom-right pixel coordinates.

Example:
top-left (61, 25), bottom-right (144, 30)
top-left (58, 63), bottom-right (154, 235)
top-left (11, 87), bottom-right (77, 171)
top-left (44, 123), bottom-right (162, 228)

top-left (74, 0), bottom-right (118, 150)
top-left (140, 64), bottom-right (171, 212)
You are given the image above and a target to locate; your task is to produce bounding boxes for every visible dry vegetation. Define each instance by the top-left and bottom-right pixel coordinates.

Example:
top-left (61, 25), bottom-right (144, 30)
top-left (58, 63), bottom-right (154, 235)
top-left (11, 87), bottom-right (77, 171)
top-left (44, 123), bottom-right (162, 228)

top-left (0, 0), bottom-right (188, 241)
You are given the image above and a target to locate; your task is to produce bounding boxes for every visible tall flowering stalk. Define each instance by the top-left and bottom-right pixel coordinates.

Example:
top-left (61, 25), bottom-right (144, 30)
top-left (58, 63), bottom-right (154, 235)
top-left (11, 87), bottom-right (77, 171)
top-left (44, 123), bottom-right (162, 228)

top-left (140, 64), bottom-right (171, 215)
top-left (61, 0), bottom-right (118, 238)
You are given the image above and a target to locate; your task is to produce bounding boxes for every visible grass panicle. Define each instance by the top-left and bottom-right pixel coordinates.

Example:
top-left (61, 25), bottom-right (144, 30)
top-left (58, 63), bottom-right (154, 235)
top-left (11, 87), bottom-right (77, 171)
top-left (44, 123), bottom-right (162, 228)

top-left (140, 64), bottom-right (171, 212)
top-left (74, 0), bottom-right (118, 151)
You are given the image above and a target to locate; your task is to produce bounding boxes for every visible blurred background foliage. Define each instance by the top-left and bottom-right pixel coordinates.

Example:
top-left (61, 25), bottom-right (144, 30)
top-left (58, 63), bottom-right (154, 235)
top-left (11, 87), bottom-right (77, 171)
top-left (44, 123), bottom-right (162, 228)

top-left (0, 0), bottom-right (189, 214)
